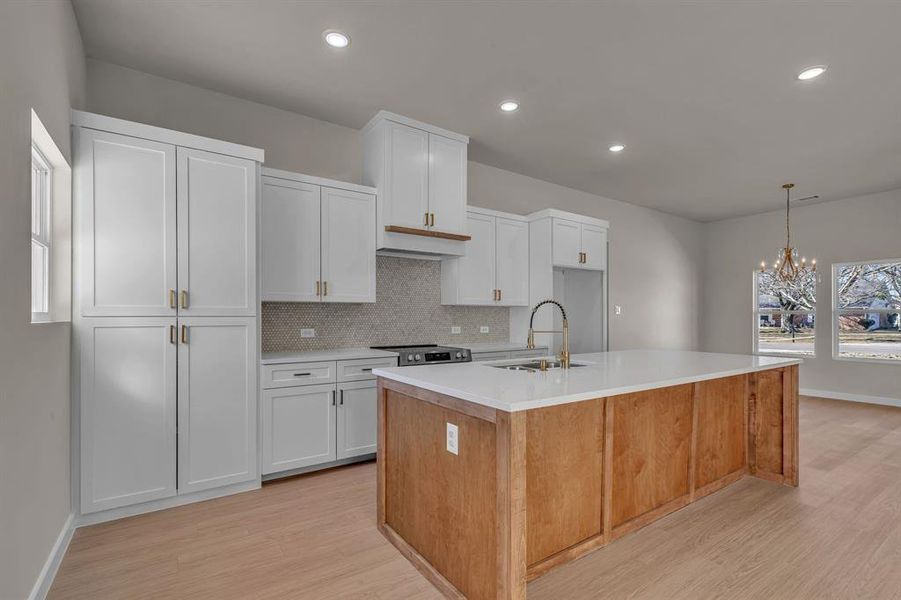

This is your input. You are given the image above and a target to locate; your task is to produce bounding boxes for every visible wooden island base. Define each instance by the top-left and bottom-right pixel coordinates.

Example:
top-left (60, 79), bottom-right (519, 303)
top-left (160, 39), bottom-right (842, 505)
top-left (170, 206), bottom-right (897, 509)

top-left (377, 366), bottom-right (799, 600)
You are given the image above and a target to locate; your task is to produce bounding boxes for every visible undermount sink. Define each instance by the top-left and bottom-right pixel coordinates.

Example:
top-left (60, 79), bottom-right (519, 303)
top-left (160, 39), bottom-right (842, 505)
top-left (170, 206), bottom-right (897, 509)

top-left (490, 359), bottom-right (587, 372)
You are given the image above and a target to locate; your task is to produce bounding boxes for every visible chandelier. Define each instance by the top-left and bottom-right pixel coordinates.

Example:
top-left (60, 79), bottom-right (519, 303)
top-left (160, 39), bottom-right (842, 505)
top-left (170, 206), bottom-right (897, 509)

top-left (759, 183), bottom-right (817, 282)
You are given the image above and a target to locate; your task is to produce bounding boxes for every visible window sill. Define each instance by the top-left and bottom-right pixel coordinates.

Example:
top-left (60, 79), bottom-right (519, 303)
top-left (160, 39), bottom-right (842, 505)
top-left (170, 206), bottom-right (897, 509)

top-left (832, 355), bottom-right (901, 366)
top-left (755, 350), bottom-right (815, 359)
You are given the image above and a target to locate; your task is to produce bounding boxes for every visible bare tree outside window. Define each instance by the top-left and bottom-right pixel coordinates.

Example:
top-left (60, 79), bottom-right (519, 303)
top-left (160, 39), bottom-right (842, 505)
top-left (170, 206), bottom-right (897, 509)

top-left (834, 261), bottom-right (901, 361)
top-left (754, 270), bottom-right (816, 356)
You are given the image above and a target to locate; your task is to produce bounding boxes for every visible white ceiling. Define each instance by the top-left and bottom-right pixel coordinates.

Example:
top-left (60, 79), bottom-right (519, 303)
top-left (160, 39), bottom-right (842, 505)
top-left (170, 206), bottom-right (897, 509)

top-left (72, 0), bottom-right (901, 222)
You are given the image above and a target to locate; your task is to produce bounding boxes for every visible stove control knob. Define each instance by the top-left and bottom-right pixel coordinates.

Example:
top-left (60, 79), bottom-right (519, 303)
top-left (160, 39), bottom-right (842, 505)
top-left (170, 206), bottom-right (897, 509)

top-left (406, 354), bottom-right (414, 362)
top-left (455, 352), bottom-right (463, 359)
top-left (414, 354), bottom-right (421, 361)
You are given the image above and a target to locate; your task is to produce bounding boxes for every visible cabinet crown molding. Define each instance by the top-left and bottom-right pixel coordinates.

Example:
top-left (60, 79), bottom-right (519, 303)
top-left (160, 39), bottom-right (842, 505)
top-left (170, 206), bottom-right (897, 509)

top-left (361, 110), bottom-right (469, 144)
top-left (261, 167), bottom-right (376, 196)
top-left (71, 110), bottom-right (265, 162)
top-left (527, 208), bottom-right (610, 229)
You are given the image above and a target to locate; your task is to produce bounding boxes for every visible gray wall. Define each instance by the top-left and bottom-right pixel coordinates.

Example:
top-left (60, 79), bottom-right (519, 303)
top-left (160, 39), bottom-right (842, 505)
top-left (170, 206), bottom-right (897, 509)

top-left (0, 2), bottom-right (86, 598)
top-left (86, 60), bottom-right (704, 353)
top-left (702, 188), bottom-right (901, 403)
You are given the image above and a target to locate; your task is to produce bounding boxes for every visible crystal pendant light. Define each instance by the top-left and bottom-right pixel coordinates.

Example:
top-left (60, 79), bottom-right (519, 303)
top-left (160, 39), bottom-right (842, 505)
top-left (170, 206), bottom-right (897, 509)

top-left (759, 184), bottom-right (817, 281)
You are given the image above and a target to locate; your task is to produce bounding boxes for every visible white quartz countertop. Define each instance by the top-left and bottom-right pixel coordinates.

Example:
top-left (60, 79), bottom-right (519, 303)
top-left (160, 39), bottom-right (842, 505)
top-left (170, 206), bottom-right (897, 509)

top-left (465, 342), bottom-right (548, 353)
top-left (262, 348), bottom-right (398, 365)
top-left (373, 349), bottom-right (802, 412)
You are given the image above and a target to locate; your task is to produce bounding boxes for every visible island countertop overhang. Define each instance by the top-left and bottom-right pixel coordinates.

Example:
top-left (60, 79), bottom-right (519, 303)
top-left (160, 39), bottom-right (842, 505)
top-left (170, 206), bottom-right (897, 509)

top-left (373, 349), bottom-right (801, 412)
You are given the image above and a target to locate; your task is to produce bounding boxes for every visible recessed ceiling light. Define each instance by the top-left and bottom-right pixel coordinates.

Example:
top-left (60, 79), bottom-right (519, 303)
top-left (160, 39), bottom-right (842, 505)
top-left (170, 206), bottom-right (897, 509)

top-left (323, 30), bottom-right (350, 49)
top-left (499, 101), bottom-right (519, 112)
top-left (797, 65), bottom-right (826, 80)
top-left (609, 144), bottom-right (625, 153)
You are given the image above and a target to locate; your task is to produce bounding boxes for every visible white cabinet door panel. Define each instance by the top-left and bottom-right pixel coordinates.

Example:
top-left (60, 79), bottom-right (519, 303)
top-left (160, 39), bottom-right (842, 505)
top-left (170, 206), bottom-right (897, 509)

top-left (428, 134), bottom-right (467, 233)
top-left (337, 381), bottom-right (378, 459)
top-left (552, 218), bottom-right (582, 268)
top-left (177, 317), bottom-right (257, 494)
top-left (177, 148), bottom-right (256, 316)
top-left (261, 177), bottom-right (321, 302)
top-left (457, 212), bottom-right (496, 304)
top-left (261, 384), bottom-right (337, 474)
top-left (385, 122), bottom-right (429, 229)
top-left (495, 217), bottom-right (529, 306)
top-left (80, 318), bottom-right (176, 513)
top-left (581, 223), bottom-right (608, 271)
top-left (78, 129), bottom-right (176, 316)
top-left (321, 187), bottom-right (376, 303)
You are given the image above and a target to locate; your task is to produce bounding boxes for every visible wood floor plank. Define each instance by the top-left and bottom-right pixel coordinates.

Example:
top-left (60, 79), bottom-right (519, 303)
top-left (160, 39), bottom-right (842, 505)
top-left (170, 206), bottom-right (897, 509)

top-left (50, 396), bottom-right (901, 600)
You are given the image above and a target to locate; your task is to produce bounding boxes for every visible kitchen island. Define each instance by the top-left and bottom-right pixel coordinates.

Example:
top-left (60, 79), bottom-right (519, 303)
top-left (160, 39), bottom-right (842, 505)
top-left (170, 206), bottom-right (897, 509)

top-left (373, 350), bottom-right (800, 600)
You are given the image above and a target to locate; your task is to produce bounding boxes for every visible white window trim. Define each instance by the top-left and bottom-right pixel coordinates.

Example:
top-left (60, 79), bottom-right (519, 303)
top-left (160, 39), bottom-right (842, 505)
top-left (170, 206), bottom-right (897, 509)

top-left (31, 144), bottom-right (52, 322)
top-left (832, 259), bottom-right (901, 365)
top-left (752, 271), bottom-right (817, 358)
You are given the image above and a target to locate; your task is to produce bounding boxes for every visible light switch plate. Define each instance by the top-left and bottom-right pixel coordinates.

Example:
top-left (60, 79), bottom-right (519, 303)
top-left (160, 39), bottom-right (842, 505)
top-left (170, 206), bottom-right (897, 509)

top-left (300, 328), bottom-right (316, 338)
top-left (446, 422), bottom-right (459, 455)
top-left (451, 326), bottom-right (461, 334)
top-left (480, 326), bottom-right (490, 334)
top-left (614, 305), bottom-right (623, 315)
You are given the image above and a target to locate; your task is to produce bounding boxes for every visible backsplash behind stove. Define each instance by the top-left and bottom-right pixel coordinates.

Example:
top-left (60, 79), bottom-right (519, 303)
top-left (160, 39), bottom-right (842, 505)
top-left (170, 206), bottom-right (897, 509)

top-left (261, 256), bottom-right (510, 352)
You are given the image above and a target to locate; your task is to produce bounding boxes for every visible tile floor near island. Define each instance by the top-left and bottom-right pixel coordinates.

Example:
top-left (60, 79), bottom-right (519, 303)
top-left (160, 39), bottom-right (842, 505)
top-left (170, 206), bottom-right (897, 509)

top-left (50, 396), bottom-right (901, 600)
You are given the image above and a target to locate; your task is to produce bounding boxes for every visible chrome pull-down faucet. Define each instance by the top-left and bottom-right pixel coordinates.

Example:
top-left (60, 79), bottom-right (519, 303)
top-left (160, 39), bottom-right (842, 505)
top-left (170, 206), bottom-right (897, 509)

top-left (526, 300), bottom-right (570, 369)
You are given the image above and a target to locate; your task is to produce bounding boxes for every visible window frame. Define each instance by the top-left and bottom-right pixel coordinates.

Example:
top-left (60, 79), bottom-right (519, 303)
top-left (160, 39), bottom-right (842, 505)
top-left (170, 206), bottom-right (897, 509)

top-left (752, 270), bottom-right (817, 358)
top-left (31, 143), bottom-right (52, 322)
top-left (832, 259), bottom-right (901, 365)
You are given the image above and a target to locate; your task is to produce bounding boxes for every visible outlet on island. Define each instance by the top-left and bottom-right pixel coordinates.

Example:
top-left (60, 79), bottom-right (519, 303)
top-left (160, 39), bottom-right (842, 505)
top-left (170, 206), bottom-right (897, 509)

top-left (446, 422), bottom-right (459, 455)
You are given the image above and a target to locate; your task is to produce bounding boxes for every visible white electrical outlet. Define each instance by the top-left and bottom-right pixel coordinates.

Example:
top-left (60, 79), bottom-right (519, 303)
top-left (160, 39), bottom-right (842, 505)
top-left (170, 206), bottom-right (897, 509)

top-left (451, 326), bottom-right (461, 334)
top-left (446, 422), bottom-right (459, 455)
top-left (614, 305), bottom-right (623, 315)
top-left (480, 326), bottom-right (490, 334)
top-left (300, 328), bottom-right (316, 338)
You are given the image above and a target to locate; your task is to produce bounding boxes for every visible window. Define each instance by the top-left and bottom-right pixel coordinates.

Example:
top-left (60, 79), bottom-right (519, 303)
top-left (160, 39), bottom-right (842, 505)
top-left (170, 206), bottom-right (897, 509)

top-left (833, 260), bottom-right (901, 362)
top-left (31, 144), bottom-right (52, 321)
top-left (754, 269), bottom-right (816, 356)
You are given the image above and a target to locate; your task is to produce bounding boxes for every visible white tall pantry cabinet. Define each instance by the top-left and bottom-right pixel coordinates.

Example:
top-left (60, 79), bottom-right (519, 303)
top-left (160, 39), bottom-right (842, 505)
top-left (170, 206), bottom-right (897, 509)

top-left (73, 112), bottom-right (264, 518)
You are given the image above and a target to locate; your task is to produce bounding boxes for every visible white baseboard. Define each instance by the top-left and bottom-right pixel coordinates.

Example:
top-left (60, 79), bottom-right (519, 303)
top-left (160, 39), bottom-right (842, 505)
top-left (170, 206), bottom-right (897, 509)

top-left (801, 388), bottom-right (901, 409)
top-left (28, 512), bottom-right (75, 600)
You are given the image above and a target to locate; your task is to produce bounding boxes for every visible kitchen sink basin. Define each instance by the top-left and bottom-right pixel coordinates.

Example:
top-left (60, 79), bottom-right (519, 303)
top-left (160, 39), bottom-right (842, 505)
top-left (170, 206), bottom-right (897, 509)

top-left (490, 360), bottom-right (587, 372)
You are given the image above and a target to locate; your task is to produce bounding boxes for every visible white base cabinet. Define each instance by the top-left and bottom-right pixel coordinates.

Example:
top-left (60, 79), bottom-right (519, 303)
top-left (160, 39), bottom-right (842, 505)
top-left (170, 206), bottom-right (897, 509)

top-left (79, 318), bottom-right (177, 513)
top-left (177, 317), bottom-right (258, 494)
top-left (261, 356), bottom-right (394, 476)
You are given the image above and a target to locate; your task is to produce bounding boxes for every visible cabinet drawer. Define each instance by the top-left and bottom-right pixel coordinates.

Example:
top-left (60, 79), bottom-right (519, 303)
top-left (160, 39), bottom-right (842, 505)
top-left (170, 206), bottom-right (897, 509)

top-left (471, 351), bottom-right (511, 362)
top-left (262, 361), bottom-right (336, 389)
top-left (337, 357), bottom-right (398, 382)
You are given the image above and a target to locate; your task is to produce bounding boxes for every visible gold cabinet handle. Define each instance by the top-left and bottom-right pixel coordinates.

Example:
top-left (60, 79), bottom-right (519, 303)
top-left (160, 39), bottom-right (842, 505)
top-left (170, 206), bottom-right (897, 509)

top-left (180, 290), bottom-right (189, 309)
top-left (430, 213), bottom-right (435, 227)
top-left (169, 289), bottom-right (176, 309)
top-left (424, 212), bottom-right (429, 227)
top-left (498, 289), bottom-right (502, 302)
top-left (315, 280), bottom-right (320, 297)
top-left (181, 324), bottom-right (188, 344)
top-left (322, 281), bottom-right (328, 297)
top-left (584, 252), bottom-right (588, 264)
top-left (169, 325), bottom-right (176, 344)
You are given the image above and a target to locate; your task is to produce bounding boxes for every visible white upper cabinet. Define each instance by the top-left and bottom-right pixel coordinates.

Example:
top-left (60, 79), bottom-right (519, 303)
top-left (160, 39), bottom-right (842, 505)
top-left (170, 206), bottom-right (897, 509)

top-left (177, 148), bottom-right (256, 316)
top-left (580, 223), bottom-right (608, 271)
top-left (427, 133), bottom-right (468, 234)
top-left (495, 217), bottom-right (530, 306)
top-left (177, 317), bottom-right (257, 494)
top-left (385, 121), bottom-right (430, 229)
top-left (77, 129), bottom-right (177, 317)
top-left (552, 218), bottom-right (583, 269)
top-left (552, 217), bottom-right (608, 271)
top-left (261, 178), bottom-right (321, 302)
top-left (363, 111), bottom-right (470, 255)
top-left (321, 187), bottom-right (377, 303)
top-left (441, 208), bottom-right (529, 306)
top-left (260, 169), bottom-right (376, 304)
top-left (80, 318), bottom-right (177, 513)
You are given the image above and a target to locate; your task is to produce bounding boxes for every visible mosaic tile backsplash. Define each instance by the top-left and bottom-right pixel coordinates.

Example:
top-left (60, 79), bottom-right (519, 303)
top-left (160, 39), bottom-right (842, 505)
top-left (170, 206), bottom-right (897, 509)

top-left (262, 256), bottom-right (510, 352)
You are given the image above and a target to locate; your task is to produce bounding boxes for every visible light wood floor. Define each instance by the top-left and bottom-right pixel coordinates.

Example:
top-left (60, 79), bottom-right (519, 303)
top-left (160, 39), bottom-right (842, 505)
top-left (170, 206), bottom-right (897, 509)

top-left (50, 396), bottom-right (901, 600)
